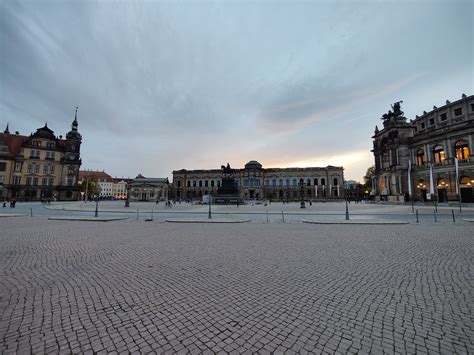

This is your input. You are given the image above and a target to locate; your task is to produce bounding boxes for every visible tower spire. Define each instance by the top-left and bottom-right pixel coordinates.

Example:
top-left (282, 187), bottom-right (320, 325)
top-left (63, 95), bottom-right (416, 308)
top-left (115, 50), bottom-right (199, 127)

top-left (72, 106), bottom-right (78, 131)
top-left (4, 122), bottom-right (9, 134)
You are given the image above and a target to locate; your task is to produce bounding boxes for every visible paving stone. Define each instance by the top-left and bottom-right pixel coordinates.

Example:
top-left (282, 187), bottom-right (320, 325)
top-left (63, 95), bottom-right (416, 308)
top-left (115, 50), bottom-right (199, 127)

top-left (0, 219), bottom-right (472, 353)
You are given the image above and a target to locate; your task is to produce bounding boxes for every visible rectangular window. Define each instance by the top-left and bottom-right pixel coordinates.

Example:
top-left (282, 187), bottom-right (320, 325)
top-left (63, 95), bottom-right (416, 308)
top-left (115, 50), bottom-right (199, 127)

top-left (26, 177), bottom-right (32, 185)
top-left (0, 176), bottom-right (4, 183)
top-left (43, 165), bottom-right (49, 174)
top-left (454, 107), bottom-right (462, 116)
top-left (0, 162), bottom-right (5, 171)
top-left (48, 178), bottom-right (54, 186)
top-left (421, 122), bottom-right (425, 129)
top-left (42, 178), bottom-right (48, 186)
top-left (34, 165), bottom-right (40, 174)
top-left (33, 177), bottom-right (38, 186)
top-left (15, 163), bottom-right (21, 172)
top-left (49, 165), bottom-right (55, 175)
top-left (46, 142), bottom-right (55, 148)
top-left (27, 164), bottom-right (33, 173)
top-left (14, 176), bottom-right (21, 185)
top-left (471, 103), bottom-right (474, 112)
top-left (440, 113), bottom-right (447, 121)
top-left (429, 118), bottom-right (434, 125)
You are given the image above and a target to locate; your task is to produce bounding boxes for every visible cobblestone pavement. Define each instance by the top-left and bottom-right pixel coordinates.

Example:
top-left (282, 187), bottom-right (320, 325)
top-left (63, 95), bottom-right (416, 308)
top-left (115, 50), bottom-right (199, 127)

top-left (1, 219), bottom-right (473, 354)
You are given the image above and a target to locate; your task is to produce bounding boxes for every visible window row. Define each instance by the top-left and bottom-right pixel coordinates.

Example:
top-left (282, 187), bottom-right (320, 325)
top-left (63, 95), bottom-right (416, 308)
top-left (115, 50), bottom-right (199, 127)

top-left (28, 150), bottom-right (56, 160)
top-left (26, 177), bottom-right (55, 186)
top-left (27, 164), bottom-right (56, 175)
top-left (416, 140), bottom-right (470, 165)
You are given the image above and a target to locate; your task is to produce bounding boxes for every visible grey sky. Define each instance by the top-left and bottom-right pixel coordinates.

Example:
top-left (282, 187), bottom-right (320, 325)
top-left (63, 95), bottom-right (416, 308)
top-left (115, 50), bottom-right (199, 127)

top-left (1, 0), bottom-right (472, 181)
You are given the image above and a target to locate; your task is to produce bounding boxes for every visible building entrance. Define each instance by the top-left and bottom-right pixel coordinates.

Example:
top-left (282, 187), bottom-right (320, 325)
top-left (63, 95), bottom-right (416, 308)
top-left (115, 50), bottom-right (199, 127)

top-left (437, 188), bottom-right (447, 202)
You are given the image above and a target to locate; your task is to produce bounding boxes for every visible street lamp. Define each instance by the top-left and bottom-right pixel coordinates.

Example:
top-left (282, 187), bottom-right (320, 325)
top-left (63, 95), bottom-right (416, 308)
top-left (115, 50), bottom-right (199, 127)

top-left (345, 195), bottom-right (350, 220)
top-left (94, 185), bottom-right (102, 217)
top-left (208, 190), bottom-right (212, 219)
top-left (300, 180), bottom-right (305, 208)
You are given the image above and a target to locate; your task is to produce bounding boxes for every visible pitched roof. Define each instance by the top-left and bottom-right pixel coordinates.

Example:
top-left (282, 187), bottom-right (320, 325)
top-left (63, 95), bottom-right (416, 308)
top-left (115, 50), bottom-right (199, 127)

top-left (0, 133), bottom-right (29, 156)
top-left (79, 170), bottom-right (113, 182)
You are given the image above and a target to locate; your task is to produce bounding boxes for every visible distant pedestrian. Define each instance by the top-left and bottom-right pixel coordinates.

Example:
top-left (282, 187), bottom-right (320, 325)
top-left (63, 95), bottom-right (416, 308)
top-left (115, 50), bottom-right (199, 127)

top-left (2, 199), bottom-right (6, 208)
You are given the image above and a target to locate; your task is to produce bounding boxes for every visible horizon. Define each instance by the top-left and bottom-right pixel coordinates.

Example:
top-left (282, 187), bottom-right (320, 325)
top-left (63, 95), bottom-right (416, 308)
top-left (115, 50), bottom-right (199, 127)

top-left (2, 0), bottom-right (472, 182)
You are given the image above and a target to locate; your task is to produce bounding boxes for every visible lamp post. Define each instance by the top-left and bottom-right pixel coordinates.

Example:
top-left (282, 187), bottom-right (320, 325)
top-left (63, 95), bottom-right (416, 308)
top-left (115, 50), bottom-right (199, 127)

top-left (94, 185), bottom-right (101, 217)
top-left (125, 183), bottom-right (130, 207)
top-left (300, 181), bottom-right (305, 208)
top-left (208, 191), bottom-right (212, 219)
top-left (345, 195), bottom-right (350, 220)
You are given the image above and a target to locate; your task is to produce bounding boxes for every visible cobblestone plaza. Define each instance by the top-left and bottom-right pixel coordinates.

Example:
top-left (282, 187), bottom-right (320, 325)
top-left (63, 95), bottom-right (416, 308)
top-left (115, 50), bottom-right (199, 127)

top-left (1, 218), bottom-right (473, 354)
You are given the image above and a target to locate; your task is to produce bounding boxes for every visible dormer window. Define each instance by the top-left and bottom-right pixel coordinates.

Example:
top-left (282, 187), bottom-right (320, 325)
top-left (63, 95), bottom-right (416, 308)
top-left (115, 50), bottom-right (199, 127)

top-left (33, 140), bottom-right (42, 146)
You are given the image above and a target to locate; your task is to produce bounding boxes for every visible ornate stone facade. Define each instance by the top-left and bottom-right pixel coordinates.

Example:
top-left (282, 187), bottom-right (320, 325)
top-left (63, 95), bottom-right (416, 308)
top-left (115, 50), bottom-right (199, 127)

top-left (372, 94), bottom-right (474, 202)
top-left (172, 161), bottom-right (344, 201)
top-left (0, 111), bottom-right (82, 201)
top-left (129, 174), bottom-right (169, 202)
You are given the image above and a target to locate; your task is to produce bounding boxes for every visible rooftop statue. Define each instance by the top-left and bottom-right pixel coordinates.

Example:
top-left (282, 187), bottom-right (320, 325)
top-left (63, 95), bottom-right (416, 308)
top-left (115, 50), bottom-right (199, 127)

top-left (381, 101), bottom-right (405, 124)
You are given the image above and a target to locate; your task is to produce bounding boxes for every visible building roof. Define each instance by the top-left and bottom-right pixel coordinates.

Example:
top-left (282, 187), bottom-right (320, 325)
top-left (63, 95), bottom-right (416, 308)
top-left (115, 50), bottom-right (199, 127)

top-left (0, 133), bottom-right (29, 156)
top-left (79, 170), bottom-right (113, 182)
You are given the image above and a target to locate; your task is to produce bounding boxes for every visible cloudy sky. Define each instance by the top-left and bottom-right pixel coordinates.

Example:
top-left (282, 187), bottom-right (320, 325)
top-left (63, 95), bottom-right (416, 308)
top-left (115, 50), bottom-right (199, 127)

top-left (1, 0), bottom-right (472, 181)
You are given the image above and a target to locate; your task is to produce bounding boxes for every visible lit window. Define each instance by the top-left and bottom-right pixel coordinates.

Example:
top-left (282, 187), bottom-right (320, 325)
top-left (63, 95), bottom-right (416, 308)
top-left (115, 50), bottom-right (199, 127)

top-left (416, 149), bottom-right (425, 166)
top-left (433, 145), bottom-right (445, 164)
top-left (455, 140), bottom-right (470, 160)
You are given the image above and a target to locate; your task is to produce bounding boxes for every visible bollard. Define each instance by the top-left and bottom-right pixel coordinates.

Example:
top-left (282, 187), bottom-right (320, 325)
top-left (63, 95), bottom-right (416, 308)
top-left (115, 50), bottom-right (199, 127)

top-left (136, 209), bottom-right (139, 220)
top-left (434, 211), bottom-right (437, 223)
top-left (266, 210), bottom-right (269, 223)
top-left (459, 203), bottom-right (462, 214)
top-left (452, 209), bottom-right (455, 223)
top-left (411, 200), bottom-right (414, 213)
top-left (435, 200), bottom-right (438, 213)
top-left (30, 208), bottom-right (33, 218)
top-left (281, 211), bottom-right (285, 223)
top-left (151, 209), bottom-right (154, 221)
top-left (416, 210), bottom-right (419, 223)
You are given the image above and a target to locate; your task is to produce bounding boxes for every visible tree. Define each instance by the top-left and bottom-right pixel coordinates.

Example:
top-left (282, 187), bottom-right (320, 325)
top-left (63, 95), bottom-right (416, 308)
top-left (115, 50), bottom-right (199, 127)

top-left (363, 166), bottom-right (376, 191)
top-left (78, 178), bottom-right (98, 200)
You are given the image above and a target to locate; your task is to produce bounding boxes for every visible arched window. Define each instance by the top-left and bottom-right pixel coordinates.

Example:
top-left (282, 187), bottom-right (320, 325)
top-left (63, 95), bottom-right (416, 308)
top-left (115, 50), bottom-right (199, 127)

top-left (199, 180), bottom-right (203, 187)
top-left (455, 140), bottom-right (470, 160)
top-left (321, 178), bottom-right (326, 186)
top-left (306, 179), bottom-right (311, 186)
top-left (286, 179), bottom-right (290, 186)
top-left (299, 178), bottom-right (304, 186)
top-left (416, 149), bottom-right (425, 166)
top-left (205, 180), bottom-right (208, 187)
top-left (272, 179), bottom-right (276, 186)
top-left (333, 178), bottom-right (338, 186)
top-left (211, 180), bottom-right (215, 187)
top-left (279, 179), bottom-right (283, 186)
top-left (460, 176), bottom-right (473, 186)
top-left (437, 178), bottom-right (447, 188)
top-left (292, 179), bottom-right (297, 186)
top-left (433, 144), bottom-right (445, 164)
top-left (193, 180), bottom-right (196, 187)
top-left (177, 181), bottom-right (181, 187)
top-left (265, 179), bottom-right (269, 186)
top-left (187, 180), bottom-right (190, 187)
top-left (314, 178), bottom-right (318, 186)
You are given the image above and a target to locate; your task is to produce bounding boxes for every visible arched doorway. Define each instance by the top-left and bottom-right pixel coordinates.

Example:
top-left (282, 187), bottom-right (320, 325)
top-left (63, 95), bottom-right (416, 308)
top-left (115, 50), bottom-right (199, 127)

top-left (417, 179), bottom-right (427, 202)
top-left (436, 178), bottom-right (448, 202)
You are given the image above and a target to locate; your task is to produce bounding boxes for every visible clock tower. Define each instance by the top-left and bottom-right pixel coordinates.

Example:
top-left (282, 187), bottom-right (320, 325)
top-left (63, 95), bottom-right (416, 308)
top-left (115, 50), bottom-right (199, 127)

top-left (60, 107), bottom-right (82, 199)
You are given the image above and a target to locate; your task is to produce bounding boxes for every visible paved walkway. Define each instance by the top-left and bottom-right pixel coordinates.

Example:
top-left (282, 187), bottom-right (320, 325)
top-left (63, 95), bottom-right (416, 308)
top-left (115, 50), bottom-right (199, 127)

top-left (1, 219), bottom-right (473, 353)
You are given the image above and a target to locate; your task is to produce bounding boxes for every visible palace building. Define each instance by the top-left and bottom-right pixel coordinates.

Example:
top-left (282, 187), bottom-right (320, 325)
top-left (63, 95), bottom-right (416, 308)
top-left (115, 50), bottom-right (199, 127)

top-left (172, 161), bottom-right (344, 201)
top-left (0, 110), bottom-right (82, 201)
top-left (371, 94), bottom-right (474, 202)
